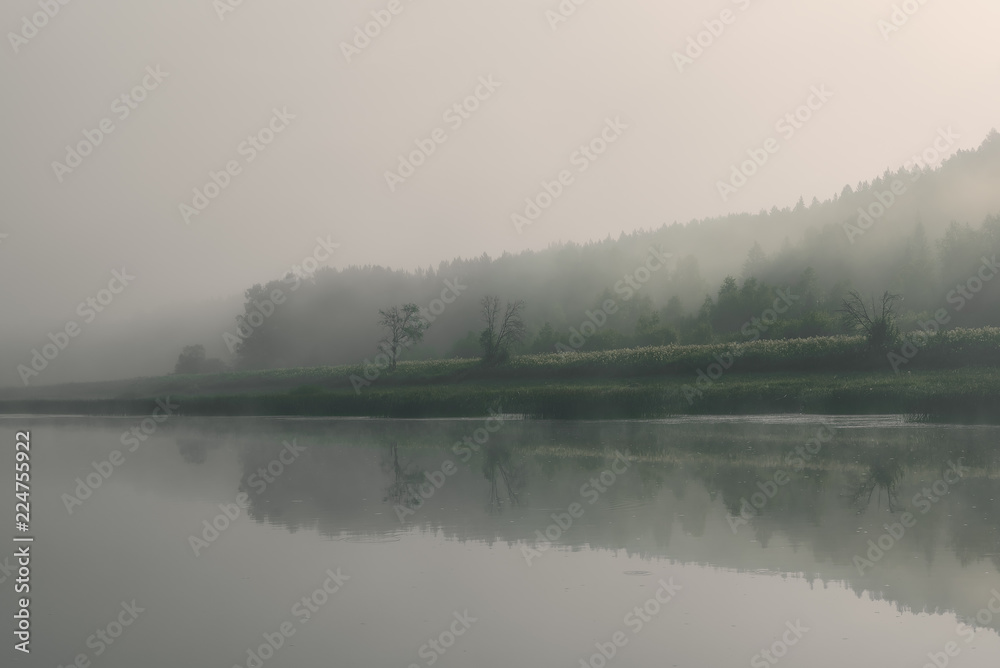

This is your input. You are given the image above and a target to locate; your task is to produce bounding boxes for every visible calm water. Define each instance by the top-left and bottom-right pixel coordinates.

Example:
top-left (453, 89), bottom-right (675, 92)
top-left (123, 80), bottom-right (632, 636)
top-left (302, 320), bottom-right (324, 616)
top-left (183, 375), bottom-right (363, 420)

top-left (2, 415), bottom-right (1000, 667)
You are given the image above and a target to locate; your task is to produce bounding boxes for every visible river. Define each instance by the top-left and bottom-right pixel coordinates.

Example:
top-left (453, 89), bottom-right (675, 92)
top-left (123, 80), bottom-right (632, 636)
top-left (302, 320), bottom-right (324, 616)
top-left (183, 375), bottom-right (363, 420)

top-left (2, 415), bottom-right (999, 667)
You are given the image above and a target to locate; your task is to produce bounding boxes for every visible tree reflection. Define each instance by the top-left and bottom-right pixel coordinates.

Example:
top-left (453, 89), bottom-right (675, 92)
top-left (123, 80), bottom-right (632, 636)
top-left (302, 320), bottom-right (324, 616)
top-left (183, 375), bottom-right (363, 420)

top-left (177, 437), bottom-right (212, 464)
top-left (482, 443), bottom-right (525, 514)
top-left (203, 420), bottom-right (1000, 631)
top-left (381, 442), bottom-right (425, 510)
top-left (852, 451), bottom-right (905, 513)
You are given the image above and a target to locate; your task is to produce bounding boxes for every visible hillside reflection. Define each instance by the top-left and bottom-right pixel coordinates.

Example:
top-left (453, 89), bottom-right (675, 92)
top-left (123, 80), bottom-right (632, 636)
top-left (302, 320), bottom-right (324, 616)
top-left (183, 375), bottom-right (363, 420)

top-left (179, 417), bottom-right (1000, 633)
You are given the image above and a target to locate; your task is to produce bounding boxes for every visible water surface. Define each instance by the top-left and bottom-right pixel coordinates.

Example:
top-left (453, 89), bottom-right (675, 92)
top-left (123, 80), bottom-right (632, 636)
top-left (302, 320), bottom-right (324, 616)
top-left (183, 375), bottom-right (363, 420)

top-left (2, 416), bottom-right (999, 667)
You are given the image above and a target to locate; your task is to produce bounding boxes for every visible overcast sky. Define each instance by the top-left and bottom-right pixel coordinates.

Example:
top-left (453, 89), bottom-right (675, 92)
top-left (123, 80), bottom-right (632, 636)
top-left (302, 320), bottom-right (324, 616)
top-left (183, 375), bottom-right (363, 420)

top-left (2, 0), bottom-right (999, 330)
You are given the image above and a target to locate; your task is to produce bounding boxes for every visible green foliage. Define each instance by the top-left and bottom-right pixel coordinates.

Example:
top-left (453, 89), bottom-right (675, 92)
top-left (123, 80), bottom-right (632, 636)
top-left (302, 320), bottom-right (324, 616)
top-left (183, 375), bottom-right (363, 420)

top-left (232, 281), bottom-right (286, 369)
top-left (219, 134), bottom-right (1000, 373)
top-left (19, 328), bottom-right (1000, 422)
top-left (289, 385), bottom-right (324, 396)
top-left (377, 303), bottom-right (429, 371)
top-left (634, 311), bottom-right (678, 346)
top-left (479, 296), bottom-right (527, 365)
top-left (680, 320), bottom-right (713, 345)
top-left (839, 290), bottom-right (901, 353)
top-left (19, 366), bottom-right (1000, 422)
top-left (174, 345), bottom-right (206, 374)
top-left (448, 330), bottom-right (482, 359)
top-left (771, 311), bottom-right (838, 339)
top-left (580, 328), bottom-right (622, 352)
top-left (174, 344), bottom-right (228, 375)
top-left (145, 328), bottom-right (1000, 403)
top-left (526, 322), bottom-right (560, 354)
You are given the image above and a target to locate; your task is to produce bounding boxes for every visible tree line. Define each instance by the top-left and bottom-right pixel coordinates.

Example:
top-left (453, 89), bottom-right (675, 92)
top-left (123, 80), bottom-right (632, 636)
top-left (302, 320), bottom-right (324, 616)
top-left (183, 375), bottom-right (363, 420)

top-left (171, 131), bottom-right (1000, 374)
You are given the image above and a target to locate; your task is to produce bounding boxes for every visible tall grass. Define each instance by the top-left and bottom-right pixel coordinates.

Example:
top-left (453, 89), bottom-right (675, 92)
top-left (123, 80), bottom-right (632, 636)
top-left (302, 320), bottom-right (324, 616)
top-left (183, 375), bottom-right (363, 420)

top-left (5, 328), bottom-right (999, 422)
top-left (105, 326), bottom-right (1000, 398)
top-left (7, 367), bottom-right (1000, 423)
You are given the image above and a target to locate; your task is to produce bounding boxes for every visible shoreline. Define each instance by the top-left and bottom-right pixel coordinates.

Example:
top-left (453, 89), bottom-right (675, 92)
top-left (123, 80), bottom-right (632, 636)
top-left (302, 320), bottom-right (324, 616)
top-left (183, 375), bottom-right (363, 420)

top-left (2, 367), bottom-right (998, 423)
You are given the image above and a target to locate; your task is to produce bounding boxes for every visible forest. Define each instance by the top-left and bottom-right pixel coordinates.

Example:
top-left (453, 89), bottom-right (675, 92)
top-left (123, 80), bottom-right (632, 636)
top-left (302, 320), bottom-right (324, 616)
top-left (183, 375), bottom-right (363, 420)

top-left (206, 131), bottom-right (1000, 373)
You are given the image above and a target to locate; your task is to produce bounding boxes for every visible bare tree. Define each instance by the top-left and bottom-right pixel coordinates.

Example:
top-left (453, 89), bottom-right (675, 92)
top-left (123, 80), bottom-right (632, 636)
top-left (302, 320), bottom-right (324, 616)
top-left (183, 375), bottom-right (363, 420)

top-left (380, 442), bottom-right (424, 509)
top-left (377, 303), bottom-right (429, 371)
top-left (851, 452), bottom-right (904, 514)
top-left (482, 444), bottom-right (525, 514)
top-left (479, 296), bottom-right (527, 365)
top-left (174, 344), bottom-right (207, 375)
top-left (838, 290), bottom-right (900, 352)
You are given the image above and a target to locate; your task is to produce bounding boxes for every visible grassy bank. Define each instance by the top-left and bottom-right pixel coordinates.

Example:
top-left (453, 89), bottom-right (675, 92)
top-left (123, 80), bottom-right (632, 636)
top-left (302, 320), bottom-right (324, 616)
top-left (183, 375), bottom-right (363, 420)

top-left (3, 328), bottom-right (998, 421)
top-left (3, 367), bottom-right (998, 422)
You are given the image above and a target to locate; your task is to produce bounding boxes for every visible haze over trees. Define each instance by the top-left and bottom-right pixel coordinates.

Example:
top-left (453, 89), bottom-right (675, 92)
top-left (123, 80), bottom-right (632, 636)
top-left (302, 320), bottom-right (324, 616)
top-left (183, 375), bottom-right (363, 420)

top-left (4, 131), bottom-right (998, 387)
top-left (478, 296), bottom-right (526, 365)
top-left (173, 344), bottom-right (228, 375)
top-left (376, 303), bottom-right (429, 371)
top-left (838, 291), bottom-right (901, 354)
top-left (217, 132), bottom-right (1000, 372)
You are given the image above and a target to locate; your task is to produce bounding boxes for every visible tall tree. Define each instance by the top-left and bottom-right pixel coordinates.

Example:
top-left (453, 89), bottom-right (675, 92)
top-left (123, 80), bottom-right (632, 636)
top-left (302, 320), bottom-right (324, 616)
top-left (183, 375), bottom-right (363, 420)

top-left (479, 296), bottom-right (526, 365)
top-left (377, 303), bottom-right (429, 371)
top-left (174, 345), bottom-right (207, 374)
top-left (742, 242), bottom-right (768, 279)
top-left (839, 290), bottom-right (900, 352)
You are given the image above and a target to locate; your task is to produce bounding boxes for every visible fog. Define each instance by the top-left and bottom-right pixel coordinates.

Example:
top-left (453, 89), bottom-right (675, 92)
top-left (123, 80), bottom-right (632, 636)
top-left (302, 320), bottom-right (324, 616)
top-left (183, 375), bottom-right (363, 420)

top-left (2, 0), bottom-right (999, 386)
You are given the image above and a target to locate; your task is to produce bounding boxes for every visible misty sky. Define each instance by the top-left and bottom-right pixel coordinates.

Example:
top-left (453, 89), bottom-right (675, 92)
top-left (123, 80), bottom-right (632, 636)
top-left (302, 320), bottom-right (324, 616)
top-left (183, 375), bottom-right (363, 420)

top-left (2, 0), bottom-right (999, 330)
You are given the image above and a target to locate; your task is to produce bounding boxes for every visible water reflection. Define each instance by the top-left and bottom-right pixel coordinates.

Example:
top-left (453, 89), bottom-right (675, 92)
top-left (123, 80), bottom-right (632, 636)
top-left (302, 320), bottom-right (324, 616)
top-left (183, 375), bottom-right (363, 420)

top-left (851, 450), bottom-right (905, 513)
top-left (177, 436), bottom-right (214, 465)
top-left (177, 418), bottom-right (1000, 635)
top-left (6, 416), bottom-right (1000, 667)
top-left (381, 441), bottom-right (424, 510)
top-left (481, 443), bottom-right (524, 514)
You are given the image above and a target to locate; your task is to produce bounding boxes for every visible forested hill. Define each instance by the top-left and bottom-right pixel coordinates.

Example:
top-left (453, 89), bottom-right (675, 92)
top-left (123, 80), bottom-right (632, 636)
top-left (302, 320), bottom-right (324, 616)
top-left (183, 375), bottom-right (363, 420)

top-left (226, 131), bottom-right (1000, 370)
